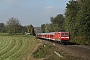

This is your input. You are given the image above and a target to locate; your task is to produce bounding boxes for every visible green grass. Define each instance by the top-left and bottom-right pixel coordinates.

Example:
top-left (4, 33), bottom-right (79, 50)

top-left (0, 34), bottom-right (40, 60)
top-left (32, 44), bottom-right (80, 60)
top-left (32, 44), bottom-right (61, 60)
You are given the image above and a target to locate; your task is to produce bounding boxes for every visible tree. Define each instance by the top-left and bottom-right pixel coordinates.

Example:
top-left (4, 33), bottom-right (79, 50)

top-left (22, 26), bottom-right (28, 34)
top-left (64, 0), bottom-right (80, 39)
top-left (64, 0), bottom-right (90, 45)
top-left (41, 14), bottom-right (65, 33)
top-left (50, 14), bottom-right (65, 31)
top-left (75, 0), bottom-right (90, 44)
top-left (0, 23), bottom-right (6, 33)
top-left (41, 24), bottom-right (46, 33)
top-left (27, 24), bottom-right (35, 35)
top-left (6, 17), bottom-right (21, 34)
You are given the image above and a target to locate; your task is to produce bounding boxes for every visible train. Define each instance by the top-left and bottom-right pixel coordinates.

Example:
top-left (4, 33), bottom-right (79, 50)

top-left (36, 32), bottom-right (70, 44)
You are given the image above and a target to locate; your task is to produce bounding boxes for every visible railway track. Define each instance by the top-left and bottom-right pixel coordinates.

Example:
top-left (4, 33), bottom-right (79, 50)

top-left (42, 40), bottom-right (90, 60)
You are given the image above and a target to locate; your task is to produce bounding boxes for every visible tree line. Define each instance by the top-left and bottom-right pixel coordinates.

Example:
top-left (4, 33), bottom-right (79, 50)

top-left (41, 14), bottom-right (65, 33)
top-left (0, 17), bottom-right (35, 35)
top-left (41, 0), bottom-right (90, 45)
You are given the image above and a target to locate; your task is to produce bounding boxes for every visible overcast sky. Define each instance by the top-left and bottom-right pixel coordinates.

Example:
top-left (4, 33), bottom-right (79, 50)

top-left (0, 0), bottom-right (69, 27)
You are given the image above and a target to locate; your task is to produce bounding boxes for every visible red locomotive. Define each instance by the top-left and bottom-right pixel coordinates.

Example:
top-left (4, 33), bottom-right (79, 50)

top-left (36, 32), bottom-right (70, 44)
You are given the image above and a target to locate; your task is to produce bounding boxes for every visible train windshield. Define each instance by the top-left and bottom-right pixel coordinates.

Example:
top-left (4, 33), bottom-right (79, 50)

top-left (61, 33), bottom-right (69, 36)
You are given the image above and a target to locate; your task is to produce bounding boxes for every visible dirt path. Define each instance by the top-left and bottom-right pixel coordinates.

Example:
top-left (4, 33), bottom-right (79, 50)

top-left (42, 40), bottom-right (90, 60)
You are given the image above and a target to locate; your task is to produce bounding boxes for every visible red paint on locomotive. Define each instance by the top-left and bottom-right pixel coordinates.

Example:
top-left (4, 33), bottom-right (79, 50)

top-left (36, 32), bottom-right (70, 42)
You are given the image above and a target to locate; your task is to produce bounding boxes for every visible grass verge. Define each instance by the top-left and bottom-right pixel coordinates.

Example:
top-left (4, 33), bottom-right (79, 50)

top-left (32, 44), bottom-right (81, 60)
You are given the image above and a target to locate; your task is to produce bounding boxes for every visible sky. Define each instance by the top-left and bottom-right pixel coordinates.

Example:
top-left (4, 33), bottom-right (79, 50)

top-left (0, 0), bottom-right (69, 27)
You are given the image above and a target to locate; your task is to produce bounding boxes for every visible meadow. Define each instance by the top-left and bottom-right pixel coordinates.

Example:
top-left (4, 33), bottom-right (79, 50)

top-left (0, 34), bottom-right (40, 60)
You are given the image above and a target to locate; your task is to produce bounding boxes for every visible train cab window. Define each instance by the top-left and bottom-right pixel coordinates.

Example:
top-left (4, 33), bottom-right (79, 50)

top-left (65, 33), bottom-right (69, 36)
top-left (61, 33), bottom-right (69, 36)
top-left (61, 33), bottom-right (64, 36)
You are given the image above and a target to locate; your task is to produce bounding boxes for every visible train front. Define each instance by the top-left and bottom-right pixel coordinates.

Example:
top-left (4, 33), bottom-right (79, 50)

top-left (60, 32), bottom-right (70, 43)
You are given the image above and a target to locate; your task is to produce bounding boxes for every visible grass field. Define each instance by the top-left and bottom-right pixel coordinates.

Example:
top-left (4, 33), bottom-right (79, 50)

top-left (0, 34), bottom-right (41, 60)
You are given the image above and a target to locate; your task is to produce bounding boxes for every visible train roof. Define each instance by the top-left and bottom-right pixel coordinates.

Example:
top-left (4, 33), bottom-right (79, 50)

top-left (36, 32), bottom-right (70, 35)
top-left (36, 32), bottom-right (55, 35)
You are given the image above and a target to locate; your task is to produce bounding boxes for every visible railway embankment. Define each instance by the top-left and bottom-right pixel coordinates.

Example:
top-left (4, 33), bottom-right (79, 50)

top-left (35, 40), bottom-right (90, 60)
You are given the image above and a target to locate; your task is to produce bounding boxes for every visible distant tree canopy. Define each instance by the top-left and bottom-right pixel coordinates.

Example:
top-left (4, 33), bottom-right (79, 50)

top-left (0, 17), bottom-right (35, 35)
top-left (0, 23), bottom-right (6, 33)
top-left (41, 14), bottom-right (65, 33)
top-left (41, 24), bottom-right (46, 33)
top-left (6, 17), bottom-right (22, 34)
top-left (6, 17), bottom-right (23, 34)
top-left (27, 24), bottom-right (35, 35)
top-left (22, 26), bottom-right (28, 34)
top-left (50, 14), bottom-right (65, 29)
